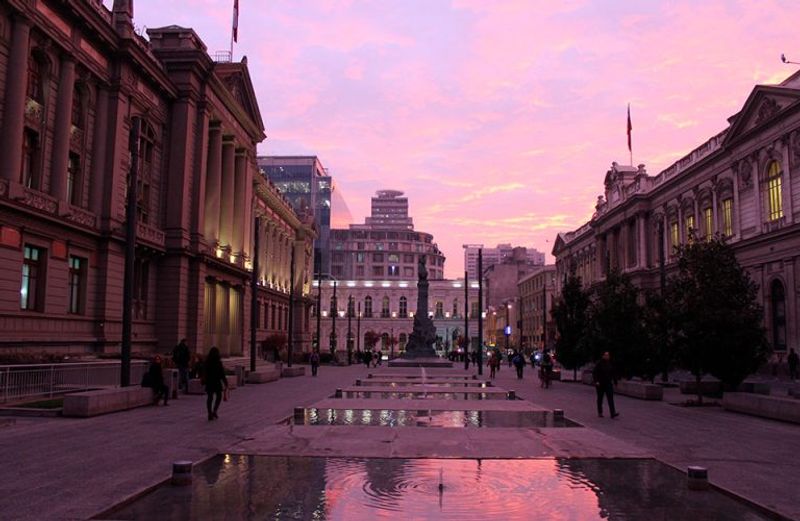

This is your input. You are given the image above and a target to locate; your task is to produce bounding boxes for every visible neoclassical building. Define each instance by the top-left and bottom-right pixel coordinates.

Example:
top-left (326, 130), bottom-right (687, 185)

top-left (0, 0), bottom-right (313, 356)
top-left (313, 279), bottom-right (479, 358)
top-left (553, 71), bottom-right (800, 357)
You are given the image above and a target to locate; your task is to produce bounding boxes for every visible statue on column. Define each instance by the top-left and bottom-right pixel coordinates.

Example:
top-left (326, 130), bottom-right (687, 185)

top-left (403, 254), bottom-right (437, 358)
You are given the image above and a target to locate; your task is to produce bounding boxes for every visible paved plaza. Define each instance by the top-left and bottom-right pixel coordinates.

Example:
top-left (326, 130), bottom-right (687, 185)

top-left (0, 363), bottom-right (798, 520)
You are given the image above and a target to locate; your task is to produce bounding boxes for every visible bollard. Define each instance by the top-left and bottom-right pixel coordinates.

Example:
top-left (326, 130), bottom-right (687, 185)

top-left (553, 409), bottom-right (564, 420)
top-left (293, 407), bottom-right (306, 425)
top-left (687, 466), bottom-right (709, 491)
top-left (507, 390), bottom-right (516, 400)
top-left (335, 388), bottom-right (343, 398)
top-left (172, 460), bottom-right (193, 486)
top-left (355, 379), bottom-right (362, 386)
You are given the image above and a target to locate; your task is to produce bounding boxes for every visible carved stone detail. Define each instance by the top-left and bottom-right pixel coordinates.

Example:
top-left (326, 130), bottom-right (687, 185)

top-left (754, 97), bottom-right (779, 125)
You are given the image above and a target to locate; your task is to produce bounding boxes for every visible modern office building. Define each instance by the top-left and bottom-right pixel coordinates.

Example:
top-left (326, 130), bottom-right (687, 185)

top-left (329, 190), bottom-right (446, 281)
top-left (0, 0), bottom-right (315, 356)
top-left (553, 70), bottom-right (800, 357)
top-left (463, 243), bottom-right (545, 280)
top-left (258, 156), bottom-right (332, 276)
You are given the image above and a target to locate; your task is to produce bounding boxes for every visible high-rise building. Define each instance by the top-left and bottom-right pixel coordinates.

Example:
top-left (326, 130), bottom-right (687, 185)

top-left (329, 190), bottom-right (446, 280)
top-left (258, 156), bottom-right (332, 275)
top-left (463, 244), bottom-right (545, 280)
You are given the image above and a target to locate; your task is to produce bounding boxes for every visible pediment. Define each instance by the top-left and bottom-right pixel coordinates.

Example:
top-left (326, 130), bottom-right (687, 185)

top-left (552, 233), bottom-right (568, 256)
top-left (723, 86), bottom-right (800, 146)
top-left (215, 62), bottom-right (265, 137)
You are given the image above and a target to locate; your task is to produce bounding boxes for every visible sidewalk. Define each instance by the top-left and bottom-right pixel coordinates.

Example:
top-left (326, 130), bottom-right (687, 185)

top-left (0, 364), bottom-right (366, 521)
top-left (488, 365), bottom-right (800, 521)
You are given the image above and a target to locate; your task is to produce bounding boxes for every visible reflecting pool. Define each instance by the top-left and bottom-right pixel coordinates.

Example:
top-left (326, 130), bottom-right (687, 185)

top-left (99, 457), bottom-right (773, 520)
top-left (294, 408), bottom-right (580, 428)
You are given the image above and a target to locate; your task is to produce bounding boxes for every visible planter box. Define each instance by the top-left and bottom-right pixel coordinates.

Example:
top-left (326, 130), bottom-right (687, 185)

top-left (679, 380), bottom-right (722, 396)
top-left (735, 381), bottom-right (771, 395)
top-left (281, 366), bottom-right (306, 377)
top-left (616, 380), bottom-right (663, 401)
top-left (63, 387), bottom-right (154, 417)
top-left (787, 385), bottom-right (800, 399)
top-left (723, 392), bottom-right (800, 424)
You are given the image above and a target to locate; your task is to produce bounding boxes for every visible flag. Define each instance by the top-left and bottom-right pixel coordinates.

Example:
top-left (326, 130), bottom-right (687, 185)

top-left (232, 0), bottom-right (239, 43)
top-left (627, 103), bottom-right (632, 153)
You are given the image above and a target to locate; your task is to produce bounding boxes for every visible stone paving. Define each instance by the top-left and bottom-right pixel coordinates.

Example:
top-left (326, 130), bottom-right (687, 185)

top-left (0, 361), bottom-right (798, 520)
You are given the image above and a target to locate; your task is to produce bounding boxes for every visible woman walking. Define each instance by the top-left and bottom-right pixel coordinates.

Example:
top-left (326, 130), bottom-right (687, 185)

top-left (204, 347), bottom-right (228, 421)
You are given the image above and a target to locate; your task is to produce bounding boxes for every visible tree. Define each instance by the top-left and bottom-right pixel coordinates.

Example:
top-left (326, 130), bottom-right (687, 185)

top-left (583, 267), bottom-right (647, 379)
top-left (262, 333), bottom-right (287, 362)
top-left (640, 290), bottom-right (676, 382)
top-left (666, 234), bottom-right (769, 402)
top-left (552, 272), bottom-right (590, 380)
top-left (363, 330), bottom-right (380, 350)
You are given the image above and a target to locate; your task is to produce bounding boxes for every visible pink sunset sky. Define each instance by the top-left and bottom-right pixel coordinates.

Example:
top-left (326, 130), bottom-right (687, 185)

top-left (124, 0), bottom-right (796, 278)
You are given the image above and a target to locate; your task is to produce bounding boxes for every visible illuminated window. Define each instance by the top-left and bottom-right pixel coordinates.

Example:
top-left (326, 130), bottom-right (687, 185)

top-left (21, 245), bottom-right (45, 311)
top-left (399, 297), bottom-right (408, 317)
top-left (381, 296), bottom-right (390, 318)
top-left (722, 199), bottom-right (733, 236)
top-left (766, 161), bottom-right (783, 221)
top-left (684, 214), bottom-right (695, 241)
top-left (364, 296), bottom-right (373, 318)
top-left (703, 207), bottom-right (713, 239)
top-left (68, 256), bottom-right (86, 314)
top-left (670, 221), bottom-right (679, 251)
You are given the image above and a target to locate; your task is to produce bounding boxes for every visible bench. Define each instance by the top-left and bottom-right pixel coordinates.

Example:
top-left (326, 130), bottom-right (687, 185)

top-left (281, 366), bottom-right (306, 377)
top-left (616, 380), bottom-right (663, 401)
top-left (722, 392), bottom-right (800, 424)
top-left (63, 387), bottom-right (155, 417)
top-left (246, 366), bottom-right (280, 383)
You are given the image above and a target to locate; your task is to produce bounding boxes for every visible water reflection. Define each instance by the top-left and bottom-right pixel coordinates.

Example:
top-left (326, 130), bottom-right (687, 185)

top-left (101, 457), bottom-right (773, 521)
top-left (342, 390), bottom-right (505, 400)
top-left (299, 408), bottom-right (579, 428)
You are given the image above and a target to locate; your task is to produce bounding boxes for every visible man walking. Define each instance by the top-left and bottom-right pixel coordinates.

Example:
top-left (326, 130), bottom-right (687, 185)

top-left (310, 350), bottom-right (320, 377)
top-left (172, 338), bottom-right (191, 393)
top-left (592, 351), bottom-right (618, 418)
top-left (512, 351), bottom-right (524, 379)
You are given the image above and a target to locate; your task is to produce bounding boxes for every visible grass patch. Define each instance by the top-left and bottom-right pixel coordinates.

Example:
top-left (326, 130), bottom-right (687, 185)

top-left (17, 398), bottom-right (64, 409)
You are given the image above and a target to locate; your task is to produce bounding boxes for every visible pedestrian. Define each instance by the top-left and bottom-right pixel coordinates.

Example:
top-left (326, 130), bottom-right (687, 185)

top-left (142, 355), bottom-right (169, 406)
top-left (789, 348), bottom-right (799, 380)
top-left (507, 350), bottom-right (514, 368)
top-left (203, 346), bottom-right (228, 421)
top-left (364, 349), bottom-right (372, 368)
top-left (592, 351), bottom-right (619, 418)
top-left (540, 351), bottom-right (553, 389)
top-left (310, 350), bottom-right (320, 377)
top-left (513, 351), bottom-right (524, 379)
top-left (172, 338), bottom-right (191, 393)
top-left (489, 351), bottom-right (500, 379)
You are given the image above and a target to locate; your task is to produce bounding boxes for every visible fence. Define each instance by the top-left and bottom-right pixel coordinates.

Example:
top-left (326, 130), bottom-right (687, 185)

top-left (0, 361), bottom-right (150, 404)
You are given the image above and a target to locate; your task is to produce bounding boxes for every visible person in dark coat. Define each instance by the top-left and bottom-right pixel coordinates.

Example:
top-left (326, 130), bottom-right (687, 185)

top-left (513, 351), bottom-right (525, 379)
top-left (172, 339), bottom-right (191, 393)
top-left (310, 350), bottom-right (320, 377)
top-left (592, 351), bottom-right (619, 418)
top-left (142, 355), bottom-right (169, 406)
top-left (363, 349), bottom-right (372, 368)
top-left (203, 347), bottom-right (228, 421)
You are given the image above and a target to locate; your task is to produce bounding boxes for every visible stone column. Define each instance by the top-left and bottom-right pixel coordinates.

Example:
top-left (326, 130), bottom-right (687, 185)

top-left (638, 213), bottom-right (647, 267)
top-left (50, 56), bottom-right (76, 203)
top-left (711, 184), bottom-right (718, 234)
top-left (233, 149), bottom-right (247, 255)
top-left (751, 158), bottom-right (763, 233)
top-left (781, 140), bottom-right (794, 219)
top-left (203, 124), bottom-right (222, 244)
top-left (89, 88), bottom-right (109, 216)
top-left (220, 139), bottom-right (236, 248)
top-left (0, 16), bottom-right (32, 181)
top-left (677, 203), bottom-right (684, 244)
top-left (732, 171), bottom-right (741, 238)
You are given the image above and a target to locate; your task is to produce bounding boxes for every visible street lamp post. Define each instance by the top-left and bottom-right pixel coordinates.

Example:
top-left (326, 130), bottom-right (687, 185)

top-left (477, 248), bottom-right (483, 375)
top-left (390, 326), bottom-right (395, 360)
top-left (505, 301), bottom-right (511, 352)
top-left (347, 295), bottom-right (353, 365)
top-left (357, 302), bottom-right (362, 358)
top-left (315, 261), bottom-right (322, 354)
top-left (330, 280), bottom-right (337, 359)
top-left (464, 270), bottom-right (469, 370)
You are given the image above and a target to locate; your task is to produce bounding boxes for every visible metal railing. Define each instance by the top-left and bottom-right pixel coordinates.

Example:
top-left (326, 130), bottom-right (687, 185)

top-left (0, 361), bottom-right (149, 404)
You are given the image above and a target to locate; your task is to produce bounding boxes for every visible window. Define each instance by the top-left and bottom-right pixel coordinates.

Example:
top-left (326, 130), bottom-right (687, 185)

top-left (388, 265), bottom-right (399, 277)
top-left (722, 199), bottom-right (733, 237)
top-left (364, 296), bottom-right (373, 318)
top-left (347, 296), bottom-right (355, 317)
top-left (22, 130), bottom-right (40, 189)
top-left (21, 245), bottom-right (45, 311)
top-left (27, 55), bottom-right (43, 102)
top-left (404, 254), bottom-right (414, 264)
top-left (381, 296), bottom-right (390, 318)
top-left (372, 266), bottom-right (383, 277)
top-left (766, 161), bottom-right (783, 221)
top-left (771, 279), bottom-right (786, 351)
top-left (67, 153), bottom-right (81, 206)
top-left (435, 301), bottom-right (444, 319)
top-left (356, 252), bottom-right (365, 263)
top-left (452, 299), bottom-right (459, 318)
top-left (388, 254), bottom-right (399, 263)
top-left (684, 214), bottom-right (695, 241)
top-left (399, 296), bottom-right (408, 317)
top-left (71, 86), bottom-right (84, 128)
top-left (356, 266), bottom-right (365, 277)
top-left (403, 267), bottom-right (414, 277)
top-left (471, 302), bottom-right (479, 318)
top-left (129, 119), bottom-right (156, 224)
top-left (357, 242), bottom-right (365, 250)
top-left (332, 252), bottom-right (344, 263)
top-left (133, 258), bottom-right (149, 319)
top-left (68, 256), bottom-right (86, 314)
top-left (373, 253), bottom-right (383, 262)
top-left (375, 243), bottom-right (384, 251)
top-left (703, 207), bottom-right (713, 239)
top-left (670, 221), bottom-right (679, 251)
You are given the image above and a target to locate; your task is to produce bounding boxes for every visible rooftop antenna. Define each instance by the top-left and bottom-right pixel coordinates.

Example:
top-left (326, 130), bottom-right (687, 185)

top-left (781, 53), bottom-right (800, 65)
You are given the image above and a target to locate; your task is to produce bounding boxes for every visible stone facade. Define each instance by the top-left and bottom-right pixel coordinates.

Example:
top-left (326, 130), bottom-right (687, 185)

top-left (0, 0), bottom-right (313, 356)
top-left (312, 279), bottom-right (479, 358)
top-left (518, 265), bottom-right (556, 351)
top-left (553, 72), bottom-right (800, 356)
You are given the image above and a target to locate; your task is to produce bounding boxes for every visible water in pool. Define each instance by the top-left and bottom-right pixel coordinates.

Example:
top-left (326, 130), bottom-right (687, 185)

top-left (295, 408), bottom-right (580, 427)
top-left (99, 456), bottom-right (773, 520)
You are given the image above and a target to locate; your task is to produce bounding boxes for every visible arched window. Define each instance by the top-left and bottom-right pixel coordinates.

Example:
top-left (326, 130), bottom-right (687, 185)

top-left (347, 296), bottom-right (355, 317)
top-left (399, 333), bottom-right (407, 349)
top-left (766, 161), bottom-right (783, 221)
top-left (381, 296), bottom-right (390, 318)
top-left (399, 296), bottom-right (407, 317)
top-left (452, 298), bottom-right (459, 318)
top-left (771, 279), bottom-right (786, 352)
top-left (435, 301), bottom-right (444, 318)
top-left (364, 296), bottom-right (373, 318)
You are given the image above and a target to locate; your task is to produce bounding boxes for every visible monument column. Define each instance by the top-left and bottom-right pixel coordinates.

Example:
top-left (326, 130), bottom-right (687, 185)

top-left (1, 15), bottom-right (32, 181)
